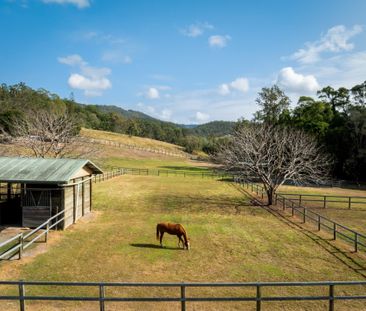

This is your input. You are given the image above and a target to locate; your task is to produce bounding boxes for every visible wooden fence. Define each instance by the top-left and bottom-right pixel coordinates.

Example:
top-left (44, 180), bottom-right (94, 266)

top-left (79, 137), bottom-right (189, 158)
top-left (0, 210), bottom-right (70, 260)
top-left (277, 193), bottom-right (366, 210)
top-left (1, 280), bottom-right (366, 311)
top-left (236, 179), bottom-right (366, 252)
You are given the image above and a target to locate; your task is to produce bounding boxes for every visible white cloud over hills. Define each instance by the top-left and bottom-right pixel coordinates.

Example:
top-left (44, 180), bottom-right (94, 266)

top-left (58, 54), bottom-right (111, 97)
top-left (277, 67), bottom-right (319, 94)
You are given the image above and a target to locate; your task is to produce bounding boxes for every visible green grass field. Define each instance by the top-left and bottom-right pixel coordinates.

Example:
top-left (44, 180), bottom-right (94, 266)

top-left (1, 175), bottom-right (366, 310)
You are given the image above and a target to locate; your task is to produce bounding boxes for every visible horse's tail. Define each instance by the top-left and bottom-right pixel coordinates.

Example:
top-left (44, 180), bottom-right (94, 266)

top-left (156, 224), bottom-right (160, 240)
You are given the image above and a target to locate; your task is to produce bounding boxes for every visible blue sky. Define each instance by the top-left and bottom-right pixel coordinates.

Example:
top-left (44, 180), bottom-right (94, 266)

top-left (1, 0), bottom-right (366, 124)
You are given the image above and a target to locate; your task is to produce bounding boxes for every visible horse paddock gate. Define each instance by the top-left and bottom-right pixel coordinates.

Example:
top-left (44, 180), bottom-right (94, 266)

top-left (0, 157), bottom-right (103, 230)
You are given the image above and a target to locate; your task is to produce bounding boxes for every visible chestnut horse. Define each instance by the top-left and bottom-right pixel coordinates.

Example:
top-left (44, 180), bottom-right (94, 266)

top-left (156, 223), bottom-right (190, 250)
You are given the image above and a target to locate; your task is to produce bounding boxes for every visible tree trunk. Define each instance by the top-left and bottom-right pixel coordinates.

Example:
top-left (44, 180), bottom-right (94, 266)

top-left (266, 188), bottom-right (275, 206)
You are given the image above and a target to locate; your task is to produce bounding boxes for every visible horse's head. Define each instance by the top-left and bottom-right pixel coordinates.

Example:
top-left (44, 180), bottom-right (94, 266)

top-left (185, 238), bottom-right (190, 250)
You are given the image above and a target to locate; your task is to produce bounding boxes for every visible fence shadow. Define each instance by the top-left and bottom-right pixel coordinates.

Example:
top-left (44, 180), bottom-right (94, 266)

top-left (231, 184), bottom-right (366, 279)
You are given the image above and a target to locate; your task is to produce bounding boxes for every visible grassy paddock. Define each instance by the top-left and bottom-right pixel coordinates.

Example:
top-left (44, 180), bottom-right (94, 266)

top-left (1, 176), bottom-right (366, 310)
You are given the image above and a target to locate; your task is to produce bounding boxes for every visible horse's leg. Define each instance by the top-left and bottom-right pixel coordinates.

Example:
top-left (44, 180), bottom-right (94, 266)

top-left (160, 232), bottom-right (164, 247)
top-left (178, 235), bottom-right (184, 248)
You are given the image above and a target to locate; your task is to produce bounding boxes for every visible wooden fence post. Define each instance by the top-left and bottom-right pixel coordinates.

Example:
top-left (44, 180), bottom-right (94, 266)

top-left (323, 196), bottom-right (327, 208)
top-left (19, 234), bottom-right (24, 260)
top-left (318, 215), bottom-right (321, 231)
top-left (18, 281), bottom-right (25, 311)
top-left (329, 284), bottom-right (334, 311)
top-left (303, 208), bottom-right (306, 223)
top-left (99, 284), bottom-right (105, 311)
top-left (355, 233), bottom-right (358, 252)
top-left (181, 285), bottom-right (186, 311)
top-left (256, 285), bottom-right (261, 311)
top-left (348, 197), bottom-right (351, 209)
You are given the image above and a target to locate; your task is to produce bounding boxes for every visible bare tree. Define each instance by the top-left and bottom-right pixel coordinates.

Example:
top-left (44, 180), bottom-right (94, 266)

top-left (11, 110), bottom-right (79, 158)
top-left (216, 124), bottom-right (332, 205)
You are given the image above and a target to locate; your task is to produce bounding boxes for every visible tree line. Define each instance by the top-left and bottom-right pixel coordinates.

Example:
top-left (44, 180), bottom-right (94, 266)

top-left (0, 81), bottom-right (365, 181)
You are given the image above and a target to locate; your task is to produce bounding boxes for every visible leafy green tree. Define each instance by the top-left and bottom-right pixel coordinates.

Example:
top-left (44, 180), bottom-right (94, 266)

top-left (253, 85), bottom-right (290, 124)
top-left (351, 80), bottom-right (366, 107)
top-left (317, 86), bottom-right (350, 112)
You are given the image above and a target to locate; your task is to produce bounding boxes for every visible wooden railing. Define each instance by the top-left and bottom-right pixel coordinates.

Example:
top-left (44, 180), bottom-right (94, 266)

top-left (277, 193), bottom-right (366, 210)
top-left (0, 210), bottom-right (70, 260)
top-left (235, 179), bottom-right (366, 252)
top-left (1, 280), bottom-right (366, 311)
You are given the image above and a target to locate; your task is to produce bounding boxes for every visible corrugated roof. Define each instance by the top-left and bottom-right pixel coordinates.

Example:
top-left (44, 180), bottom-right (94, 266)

top-left (0, 157), bottom-right (103, 184)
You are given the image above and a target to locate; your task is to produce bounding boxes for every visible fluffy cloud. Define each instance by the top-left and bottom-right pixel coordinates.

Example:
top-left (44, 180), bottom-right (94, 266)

top-left (218, 77), bottom-right (249, 95)
top-left (146, 87), bottom-right (160, 99)
top-left (181, 22), bottom-right (213, 37)
top-left (208, 35), bottom-right (231, 48)
top-left (196, 111), bottom-right (210, 122)
top-left (42, 0), bottom-right (90, 9)
top-left (277, 67), bottom-right (319, 93)
top-left (291, 25), bottom-right (363, 64)
top-left (58, 54), bottom-right (111, 97)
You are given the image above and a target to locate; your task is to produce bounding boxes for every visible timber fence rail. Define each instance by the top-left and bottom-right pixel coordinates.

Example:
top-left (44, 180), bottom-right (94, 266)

top-left (235, 179), bottom-right (366, 253)
top-left (277, 193), bottom-right (366, 210)
top-left (0, 210), bottom-right (73, 261)
top-left (1, 280), bottom-right (366, 311)
top-left (78, 137), bottom-right (189, 158)
top-left (92, 167), bottom-right (230, 182)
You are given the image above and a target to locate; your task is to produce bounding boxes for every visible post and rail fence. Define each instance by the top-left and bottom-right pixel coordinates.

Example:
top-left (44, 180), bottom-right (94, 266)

top-left (235, 178), bottom-right (366, 253)
top-left (1, 280), bottom-right (366, 311)
top-left (276, 193), bottom-right (366, 210)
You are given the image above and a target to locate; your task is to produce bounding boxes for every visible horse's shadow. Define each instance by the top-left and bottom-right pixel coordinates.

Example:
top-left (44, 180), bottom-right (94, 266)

top-left (130, 243), bottom-right (183, 250)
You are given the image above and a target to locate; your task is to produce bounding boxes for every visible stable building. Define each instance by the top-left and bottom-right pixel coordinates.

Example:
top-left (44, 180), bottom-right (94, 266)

top-left (0, 157), bottom-right (103, 229)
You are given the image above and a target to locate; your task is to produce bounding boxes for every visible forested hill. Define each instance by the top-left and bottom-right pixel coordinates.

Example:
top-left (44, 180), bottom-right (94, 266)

top-left (0, 83), bottom-right (234, 149)
top-left (187, 121), bottom-right (235, 136)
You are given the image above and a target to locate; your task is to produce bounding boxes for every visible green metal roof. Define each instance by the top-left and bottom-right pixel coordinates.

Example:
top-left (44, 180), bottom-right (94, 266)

top-left (0, 157), bottom-right (103, 184)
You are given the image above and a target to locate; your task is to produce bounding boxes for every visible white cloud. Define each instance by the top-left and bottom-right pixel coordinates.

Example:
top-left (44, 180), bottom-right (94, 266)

top-left (146, 87), bottom-right (160, 99)
top-left (277, 67), bottom-right (319, 94)
top-left (196, 111), bottom-right (210, 122)
top-left (208, 35), bottom-right (231, 48)
top-left (57, 54), bottom-right (86, 66)
top-left (230, 77), bottom-right (249, 93)
top-left (58, 54), bottom-right (112, 97)
top-left (181, 22), bottom-right (213, 37)
top-left (291, 25), bottom-right (363, 64)
top-left (218, 77), bottom-right (249, 95)
top-left (68, 74), bottom-right (111, 96)
top-left (218, 83), bottom-right (230, 95)
top-left (102, 51), bottom-right (132, 64)
top-left (42, 0), bottom-right (90, 9)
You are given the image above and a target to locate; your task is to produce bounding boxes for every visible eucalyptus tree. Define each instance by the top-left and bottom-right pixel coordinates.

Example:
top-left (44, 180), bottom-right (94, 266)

top-left (216, 123), bottom-right (331, 205)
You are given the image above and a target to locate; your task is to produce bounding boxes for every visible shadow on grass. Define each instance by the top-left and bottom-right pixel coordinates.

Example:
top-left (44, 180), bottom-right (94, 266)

top-left (130, 243), bottom-right (183, 250)
top-left (231, 183), bottom-right (366, 279)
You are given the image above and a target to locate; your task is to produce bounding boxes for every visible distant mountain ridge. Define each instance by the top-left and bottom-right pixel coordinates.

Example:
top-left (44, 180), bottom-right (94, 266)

top-left (90, 104), bottom-right (235, 137)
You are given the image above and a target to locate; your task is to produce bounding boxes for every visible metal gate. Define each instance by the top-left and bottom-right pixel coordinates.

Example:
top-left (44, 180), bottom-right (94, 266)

top-left (22, 190), bottom-right (52, 228)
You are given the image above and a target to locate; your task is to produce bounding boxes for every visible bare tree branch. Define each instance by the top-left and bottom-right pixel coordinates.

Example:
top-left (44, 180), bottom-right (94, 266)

top-left (216, 123), bottom-right (332, 205)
